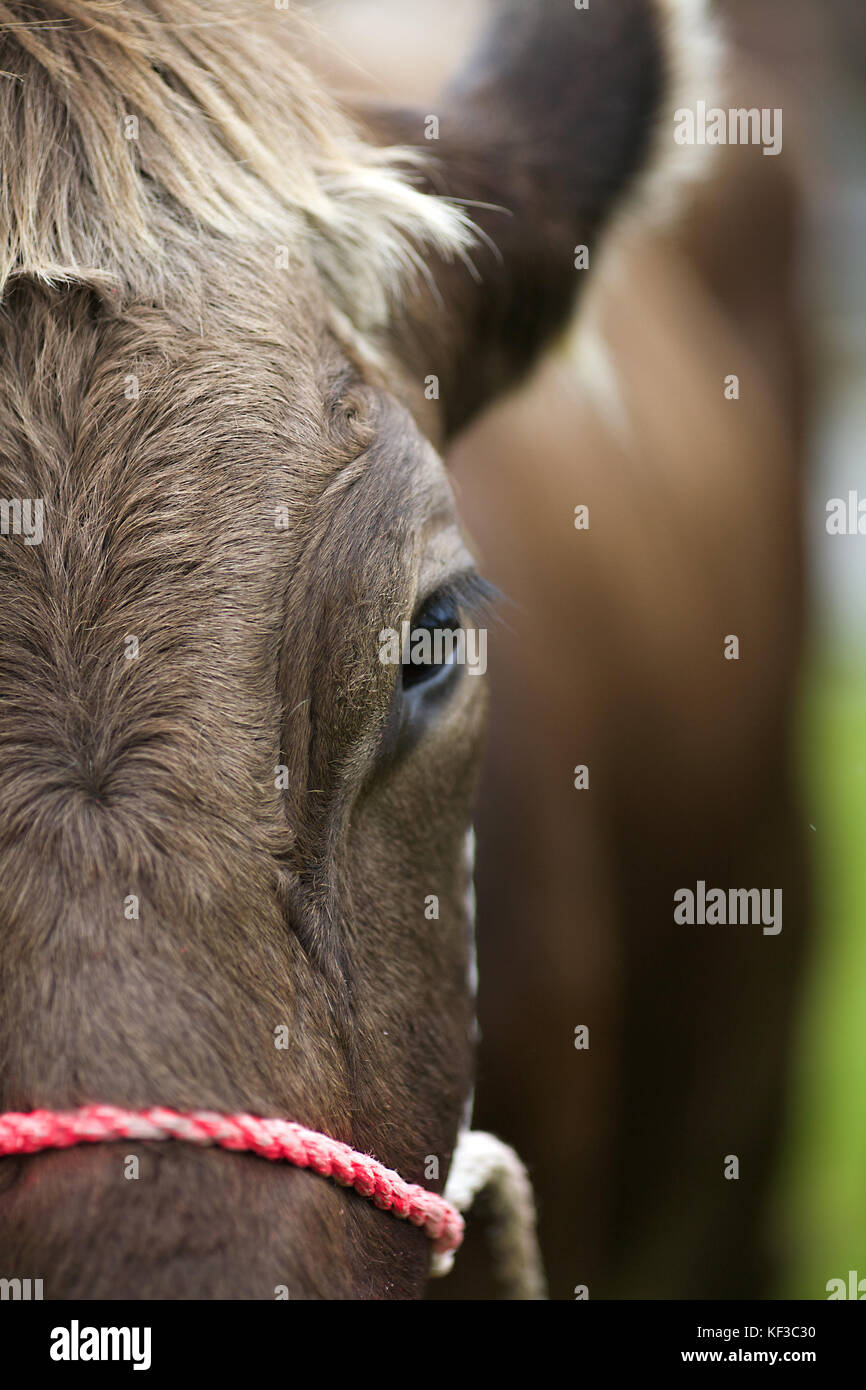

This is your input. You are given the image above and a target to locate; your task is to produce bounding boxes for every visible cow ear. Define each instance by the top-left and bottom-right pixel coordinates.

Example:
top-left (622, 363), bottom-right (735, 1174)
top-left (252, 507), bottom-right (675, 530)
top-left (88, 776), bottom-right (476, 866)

top-left (361, 0), bottom-right (720, 440)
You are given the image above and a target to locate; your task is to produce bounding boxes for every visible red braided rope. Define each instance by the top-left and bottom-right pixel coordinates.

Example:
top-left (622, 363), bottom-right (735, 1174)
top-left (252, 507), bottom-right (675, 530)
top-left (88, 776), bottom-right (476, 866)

top-left (0, 1105), bottom-right (464, 1255)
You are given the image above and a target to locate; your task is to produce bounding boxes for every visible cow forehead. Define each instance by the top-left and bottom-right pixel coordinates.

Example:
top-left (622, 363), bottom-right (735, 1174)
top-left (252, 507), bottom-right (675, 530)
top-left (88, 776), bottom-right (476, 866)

top-left (0, 282), bottom-right (462, 872)
top-left (0, 278), bottom-right (454, 586)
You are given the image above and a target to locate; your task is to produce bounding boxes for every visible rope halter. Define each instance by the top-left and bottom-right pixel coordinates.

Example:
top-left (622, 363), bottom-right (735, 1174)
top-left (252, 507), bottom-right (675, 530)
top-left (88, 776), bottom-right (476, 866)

top-left (0, 1105), bottom-right (546, 1297)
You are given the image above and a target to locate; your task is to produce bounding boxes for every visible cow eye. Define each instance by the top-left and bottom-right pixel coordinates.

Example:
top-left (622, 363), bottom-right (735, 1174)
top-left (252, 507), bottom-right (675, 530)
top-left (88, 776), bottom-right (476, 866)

top-left (401, 588), bottom-right (463, 691)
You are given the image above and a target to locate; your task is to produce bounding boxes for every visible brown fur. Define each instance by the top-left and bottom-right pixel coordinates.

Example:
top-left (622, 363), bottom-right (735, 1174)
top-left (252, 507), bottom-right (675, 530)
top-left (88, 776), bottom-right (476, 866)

top-left (0, 0), bottom-right (673, 1296)
top-left (0, 265), bottom-right (485, 1296)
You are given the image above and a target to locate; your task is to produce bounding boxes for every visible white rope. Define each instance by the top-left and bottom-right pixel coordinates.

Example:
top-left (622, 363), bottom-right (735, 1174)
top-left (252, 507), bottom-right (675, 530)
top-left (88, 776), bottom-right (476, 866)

top-left (430, 1130), bottom-right (547, 1300)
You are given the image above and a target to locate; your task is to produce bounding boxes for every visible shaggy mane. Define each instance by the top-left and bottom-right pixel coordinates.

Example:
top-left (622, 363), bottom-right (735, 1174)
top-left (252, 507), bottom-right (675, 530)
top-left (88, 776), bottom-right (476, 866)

top-left (0, 0), bottom-right (472, 326)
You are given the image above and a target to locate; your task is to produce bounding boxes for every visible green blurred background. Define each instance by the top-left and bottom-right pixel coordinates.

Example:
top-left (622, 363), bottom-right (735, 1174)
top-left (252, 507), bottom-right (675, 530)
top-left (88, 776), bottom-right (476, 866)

top-left (780, 667), bottom-right (866, 1295)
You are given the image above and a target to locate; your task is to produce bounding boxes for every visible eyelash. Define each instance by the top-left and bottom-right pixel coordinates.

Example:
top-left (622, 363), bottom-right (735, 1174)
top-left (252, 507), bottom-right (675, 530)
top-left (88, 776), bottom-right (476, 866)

top-left (412, 572), bottom-right (499, 630)
top-left (400, 573), bottom-right (497, 692)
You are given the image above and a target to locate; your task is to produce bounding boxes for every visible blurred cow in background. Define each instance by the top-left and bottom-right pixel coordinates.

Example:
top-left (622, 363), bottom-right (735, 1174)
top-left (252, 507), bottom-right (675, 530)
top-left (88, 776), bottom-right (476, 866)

top-left (316, 0), bottom-right (812, 1297)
